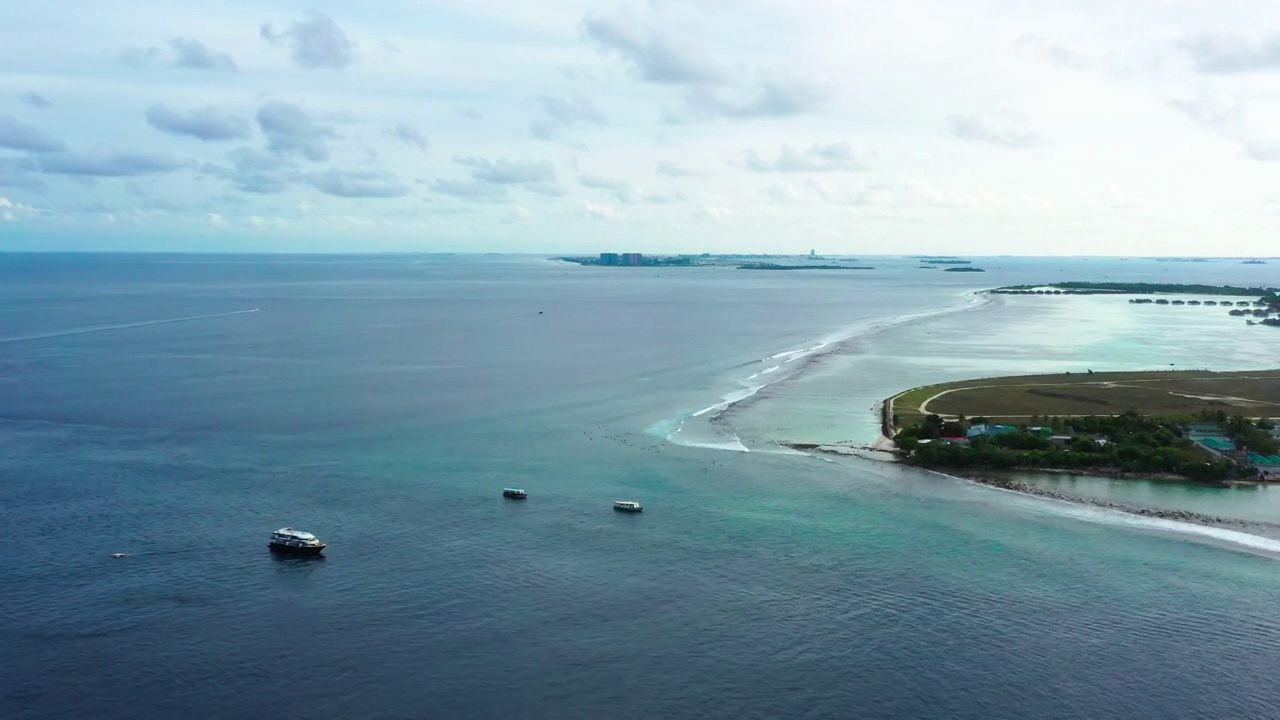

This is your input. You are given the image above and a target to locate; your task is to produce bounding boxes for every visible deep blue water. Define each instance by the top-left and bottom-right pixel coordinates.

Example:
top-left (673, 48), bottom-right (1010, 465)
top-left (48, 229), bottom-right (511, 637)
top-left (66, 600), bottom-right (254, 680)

top-left (5, 254), bottom-right (1280, 719)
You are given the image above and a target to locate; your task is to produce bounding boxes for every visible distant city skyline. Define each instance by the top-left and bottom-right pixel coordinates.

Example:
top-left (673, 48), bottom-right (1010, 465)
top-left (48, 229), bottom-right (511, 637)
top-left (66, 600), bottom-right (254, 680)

top-left (4, 1), bottom-right (1280, 256)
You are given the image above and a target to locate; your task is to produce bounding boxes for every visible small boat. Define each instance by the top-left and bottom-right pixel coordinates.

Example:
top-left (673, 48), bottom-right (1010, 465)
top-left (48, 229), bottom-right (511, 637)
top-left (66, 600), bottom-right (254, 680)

top-left (613, 500), bottom-right (643, 513)
top-left (503, 488), bottom-right (528, 499)
top-left (269, 527), bottom-right (326, 556)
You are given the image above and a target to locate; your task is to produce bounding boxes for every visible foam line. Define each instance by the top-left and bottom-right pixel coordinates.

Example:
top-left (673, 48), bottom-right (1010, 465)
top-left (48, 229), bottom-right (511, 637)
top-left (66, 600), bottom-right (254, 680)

top-left (0, 308), bottom-right (261, 344)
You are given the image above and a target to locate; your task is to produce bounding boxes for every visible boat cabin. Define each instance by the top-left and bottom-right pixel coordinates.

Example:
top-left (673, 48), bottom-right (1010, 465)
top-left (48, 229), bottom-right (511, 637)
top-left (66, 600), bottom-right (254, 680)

top-left (269, 527), bottom-right (326, 554)
top-left (503, 488), bottom-right (528, 499)
top-left (613, 500), bottom-right (643, 512)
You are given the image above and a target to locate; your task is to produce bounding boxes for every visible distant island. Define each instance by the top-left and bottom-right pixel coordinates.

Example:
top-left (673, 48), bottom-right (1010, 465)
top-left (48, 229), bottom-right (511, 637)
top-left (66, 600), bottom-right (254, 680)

top-left (987, 282), bottom-right (1280, 327)
top-left (555, 253), bottom-right (869, 269)
top-left (921, 259), bottom-right (972, 265)
top-left (943, 267), bottom-right (985, 273)
top-left (991, 282), bottom-right (1279, 296)
top-left (557, 253), bottom-right (693, 267)
top-left (738, 263), bottom-right (874, 271)
top-left (1244, 260), bottom-right (1267, 265)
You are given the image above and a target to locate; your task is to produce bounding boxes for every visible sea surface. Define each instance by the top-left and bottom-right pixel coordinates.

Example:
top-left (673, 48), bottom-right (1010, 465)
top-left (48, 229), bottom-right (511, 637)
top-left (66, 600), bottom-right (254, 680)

top-left (4, 253), bottom-right (1280, 719)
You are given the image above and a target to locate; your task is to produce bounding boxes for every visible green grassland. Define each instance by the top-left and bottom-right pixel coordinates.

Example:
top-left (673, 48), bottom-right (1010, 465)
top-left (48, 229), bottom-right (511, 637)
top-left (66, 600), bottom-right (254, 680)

top-left (887, 370), bottom-right (1280, 432)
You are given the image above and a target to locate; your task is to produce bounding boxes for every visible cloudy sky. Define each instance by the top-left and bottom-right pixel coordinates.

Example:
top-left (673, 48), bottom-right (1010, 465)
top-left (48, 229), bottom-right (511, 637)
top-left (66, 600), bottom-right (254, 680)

top-left (3, 0), bottom-right (1280, 254)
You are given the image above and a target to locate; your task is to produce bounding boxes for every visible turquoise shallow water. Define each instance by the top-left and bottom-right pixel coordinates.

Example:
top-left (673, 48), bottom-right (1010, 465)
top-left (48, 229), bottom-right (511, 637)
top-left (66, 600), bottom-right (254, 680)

top-left (4, 254), bottom-right (1280, 718)
top-left (728, 263), bottom-right (1280, 526)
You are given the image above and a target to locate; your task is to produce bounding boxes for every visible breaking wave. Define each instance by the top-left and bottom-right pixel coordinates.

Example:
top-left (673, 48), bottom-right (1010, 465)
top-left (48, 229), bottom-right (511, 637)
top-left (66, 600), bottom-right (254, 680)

top-left (650, 290), bottom-right (991, 452)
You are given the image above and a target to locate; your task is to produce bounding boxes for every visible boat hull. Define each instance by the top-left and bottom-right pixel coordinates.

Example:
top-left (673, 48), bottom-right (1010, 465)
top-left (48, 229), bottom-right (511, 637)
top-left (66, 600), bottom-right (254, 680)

top-left (269, 542), bottom-right (326, 556)
top-left (503, 491), bottom-right (527, 499)
top-left (613, 507), bottom-right (643, 513)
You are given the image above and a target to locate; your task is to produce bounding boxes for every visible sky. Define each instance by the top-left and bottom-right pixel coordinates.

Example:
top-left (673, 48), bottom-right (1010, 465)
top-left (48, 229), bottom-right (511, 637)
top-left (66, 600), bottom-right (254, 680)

top-left (3, 0), bottom-right (1280, 255)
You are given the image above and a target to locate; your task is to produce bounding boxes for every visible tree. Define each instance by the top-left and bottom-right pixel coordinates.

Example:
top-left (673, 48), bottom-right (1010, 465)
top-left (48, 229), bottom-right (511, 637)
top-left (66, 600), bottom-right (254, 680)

top-left (1225, 415), bottom-right (1250, 436)
top-left (919, 414), bottom-right (945, 440)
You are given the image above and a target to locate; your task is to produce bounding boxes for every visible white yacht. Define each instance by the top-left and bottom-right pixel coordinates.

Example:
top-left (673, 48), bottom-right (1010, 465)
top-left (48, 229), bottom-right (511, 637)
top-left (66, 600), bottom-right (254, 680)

top-left (269, 527), bottom-right (326, 556)
top-left (613, 501), bottom-right (643, 513)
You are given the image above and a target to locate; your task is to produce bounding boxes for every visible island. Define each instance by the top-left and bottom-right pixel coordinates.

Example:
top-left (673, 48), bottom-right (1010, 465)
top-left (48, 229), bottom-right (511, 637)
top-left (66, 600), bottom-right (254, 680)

top-left (555, 253), bottom-right (872, 269)
top-left (737, 263), bottom-right (874, 271)
top-left (987, 283), bottom-right (1280, 328)
top-left (943, 267), bottom-right (985, 273)
top-left (991, 282), bottom-right (1279, 296)
top-left (882, 369), bottom-right (1280, 484)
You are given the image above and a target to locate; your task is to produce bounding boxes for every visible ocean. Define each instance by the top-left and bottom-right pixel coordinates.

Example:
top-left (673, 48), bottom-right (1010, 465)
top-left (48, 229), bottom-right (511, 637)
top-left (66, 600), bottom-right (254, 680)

top-left (4, 253), bottom-right (1280, 719)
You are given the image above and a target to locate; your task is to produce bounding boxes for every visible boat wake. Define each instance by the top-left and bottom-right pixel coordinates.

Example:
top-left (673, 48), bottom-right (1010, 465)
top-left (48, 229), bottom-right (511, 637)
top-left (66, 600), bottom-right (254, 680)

top-left (0, 308), bottom-right (261, 345)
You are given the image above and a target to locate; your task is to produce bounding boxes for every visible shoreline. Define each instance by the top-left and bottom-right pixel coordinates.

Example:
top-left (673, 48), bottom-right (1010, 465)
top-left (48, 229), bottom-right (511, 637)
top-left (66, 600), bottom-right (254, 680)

top-left (780, 442), bottom-right (1277, 535)
top-left (948, 470), bottom-right (1278, 533)
top-left (706, 290), bottom-right (996, 433)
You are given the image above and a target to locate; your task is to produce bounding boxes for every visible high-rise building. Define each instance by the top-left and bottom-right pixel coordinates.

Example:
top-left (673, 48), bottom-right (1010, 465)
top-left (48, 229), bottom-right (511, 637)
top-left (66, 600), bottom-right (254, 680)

top-left (600, 253), bottom-right (619, 265)
top-left (621, 253), bottom-right (642, 266)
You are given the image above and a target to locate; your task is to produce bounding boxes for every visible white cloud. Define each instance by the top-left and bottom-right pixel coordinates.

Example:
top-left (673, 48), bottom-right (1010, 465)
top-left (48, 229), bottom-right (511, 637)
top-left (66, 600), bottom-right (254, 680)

top-left (1095, 184), bottom-right (1135, 210)
top-left (147, 105), bottom-right (251, 141)
top-left (656, 161), bottom-right (705, 178)
top-left (261, 12), bottom-right (356, 69)
top-left (1180, 33), bottom-right (1280, 74)
top-left (0, 196), bottom-right (31, 222)
top-left (746, 143), bottom-right (867, 172)
top-left (8, 1), bottom-right (1280, 254)
top-left (1168, 92), bottom-right (1280, 162)
top-left (0, 115), bottom-right (65, 152)
top-left (1020, 194), bottom-right (1056, 213)
top-left (582, 10), bottom-right (724, 84)
top-left (682, 75), bottom-right (831, 120)
top-left (699, 204), bottom-right (735, 219)
top-left (386, 124), bottom-right (428, 152)
top-left (256, 102), bottom-right (336, 161)
top-left (1016, 35), bottom-right (1091, 70)
top-left (529, 95), bottom-right (606, 139)
top-left (455, 156), bottom-right (556, 184)
top-left (301, 168), bottom-right (410, 198)
top-left (802, 178), bottom-right (997, 210)
top-left (948, 115), bottom-right (1044, 149)
top-left (250, 215), bottom-right (289, 229)
top-left (579, 200), bottom-right (620, 219)
top-left (501, 205), bottom-right (532, 224)
top-left (767, 181), bottom-right (801, 201)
